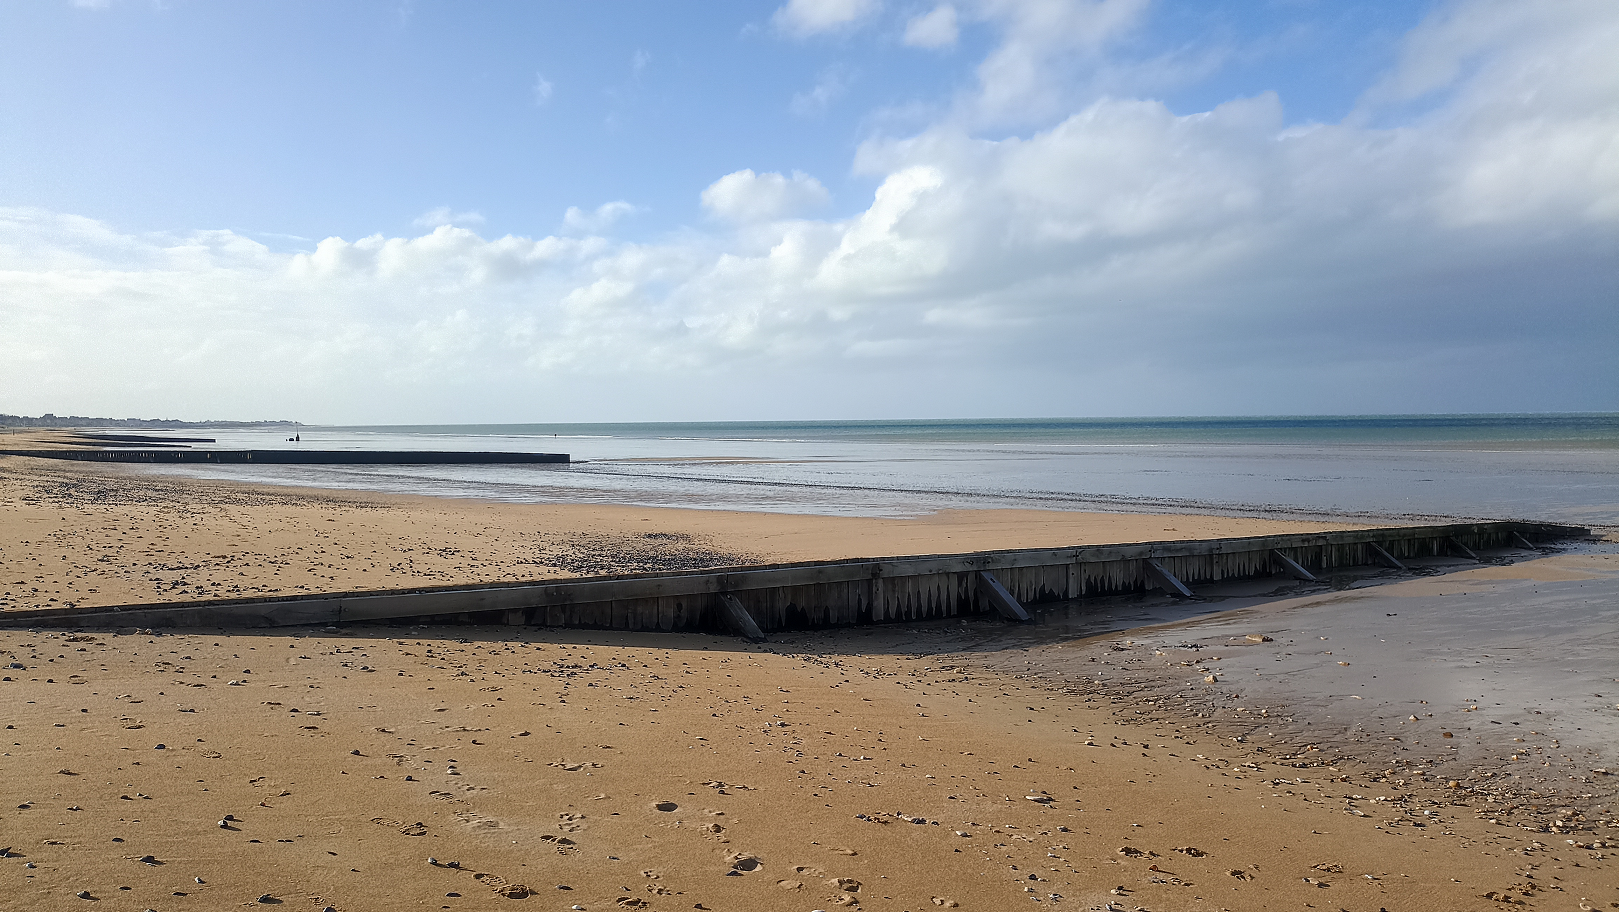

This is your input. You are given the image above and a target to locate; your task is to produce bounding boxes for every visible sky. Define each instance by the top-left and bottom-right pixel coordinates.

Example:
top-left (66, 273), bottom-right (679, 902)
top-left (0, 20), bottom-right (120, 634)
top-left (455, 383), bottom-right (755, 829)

top-left (0, 0), bottom-right (1614, 423)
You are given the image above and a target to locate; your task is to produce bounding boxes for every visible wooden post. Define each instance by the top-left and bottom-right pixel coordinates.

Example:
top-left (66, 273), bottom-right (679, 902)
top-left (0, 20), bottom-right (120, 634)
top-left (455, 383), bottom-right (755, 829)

top-left (1366, 542), bottom-right (1406, 571)
top-left (1143, 559), bottom-right (1194, 599)
top-left (717, 593), bottom-right (767, 643)
top-left (976, 571), bottom-right (1031, 622)
top-left (1446, 538), bottom-right (1480, 561)
top-left (1510, 531), bottom-right (1541, 551)
top-left (1269, 549), bottom-right (1317, 582)
top-left (1066, 562), bottom-right (1081, 600)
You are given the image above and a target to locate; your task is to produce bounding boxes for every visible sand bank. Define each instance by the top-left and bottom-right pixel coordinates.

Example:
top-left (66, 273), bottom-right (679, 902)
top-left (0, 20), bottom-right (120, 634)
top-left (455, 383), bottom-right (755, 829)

top-left (1, 457), bottom-right (1363, 612)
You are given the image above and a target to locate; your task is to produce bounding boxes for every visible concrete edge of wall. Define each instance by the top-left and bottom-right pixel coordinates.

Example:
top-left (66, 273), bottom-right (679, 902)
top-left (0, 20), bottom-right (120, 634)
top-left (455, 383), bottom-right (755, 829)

top-left (0, 520), bottom-right (1589, 632)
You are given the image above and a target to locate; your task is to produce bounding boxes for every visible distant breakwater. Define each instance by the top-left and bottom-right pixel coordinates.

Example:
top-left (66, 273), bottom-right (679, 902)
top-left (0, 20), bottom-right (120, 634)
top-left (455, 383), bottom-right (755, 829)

top-left (0, 449), bottom-right (569, 465)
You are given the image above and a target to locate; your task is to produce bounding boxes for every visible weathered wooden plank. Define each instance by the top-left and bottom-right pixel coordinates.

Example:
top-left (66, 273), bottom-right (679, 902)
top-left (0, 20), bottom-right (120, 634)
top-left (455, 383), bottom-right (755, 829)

top-left (717, 594), bottom-right (766, 642)
top-left (1143, 559), bottom-right (1194, 599)
top-left (1446, 538), bottom-right (1481, 561)
top-left (1366, 542), bottom-right (1406, 570)
top-left (1270, 550), bottom-right (1318, 582)
top-left (1510, 531), bottom-right (1542, 551)
top-left (976, 571), bottom-right (1031, 622)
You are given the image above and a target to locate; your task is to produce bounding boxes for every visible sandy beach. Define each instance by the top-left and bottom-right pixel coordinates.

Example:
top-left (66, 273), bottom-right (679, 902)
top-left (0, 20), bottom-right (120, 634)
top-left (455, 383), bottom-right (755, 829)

top-left (0, 457), bottom-right (1361, 613)
top-left (2, 454), bottom-right (1615, 911)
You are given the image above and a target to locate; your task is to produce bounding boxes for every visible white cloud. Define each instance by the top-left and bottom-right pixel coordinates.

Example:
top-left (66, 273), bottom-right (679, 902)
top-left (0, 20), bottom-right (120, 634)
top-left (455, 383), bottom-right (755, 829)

top-left (966, 0), bottom-right (1151, 124)
top-left (791, 66), bottom-right (854, 116)
top-left (532, 73), bottom-right (554, 106)
top-left (700, 170), bottom-right (831, 223)
top-left (2, 0), bottom-right (1615, 421)
top-left (631, 49), bottom-right (651, 76)
top-left (412, 207), bottom-right (486, 229)
top-left (560, 201), bottom-right (639, 235)
top-left (904, 4), bottom-right (959, 48)
top-left (773, 0), bottom-right (882, 37)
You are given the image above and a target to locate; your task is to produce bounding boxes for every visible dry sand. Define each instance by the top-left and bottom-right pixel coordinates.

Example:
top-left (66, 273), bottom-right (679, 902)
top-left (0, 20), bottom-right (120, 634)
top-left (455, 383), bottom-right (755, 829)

top-left (3, 618), bottom-right (1613, 912)
top-left (3, 455), bottom-right (1614, 911)
top-left (0, 457), bottom-right (1359, 612)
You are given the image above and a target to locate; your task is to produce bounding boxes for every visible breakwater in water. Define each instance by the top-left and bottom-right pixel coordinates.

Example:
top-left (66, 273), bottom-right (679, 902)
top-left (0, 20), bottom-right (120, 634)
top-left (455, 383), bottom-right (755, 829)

top-left (0, 449), bottom-right (569, 465)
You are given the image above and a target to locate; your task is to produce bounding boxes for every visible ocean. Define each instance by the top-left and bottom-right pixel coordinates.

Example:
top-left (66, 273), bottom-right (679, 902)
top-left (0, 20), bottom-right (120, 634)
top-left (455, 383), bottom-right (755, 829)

top-left (124, 414), bottom-right (1619, 528)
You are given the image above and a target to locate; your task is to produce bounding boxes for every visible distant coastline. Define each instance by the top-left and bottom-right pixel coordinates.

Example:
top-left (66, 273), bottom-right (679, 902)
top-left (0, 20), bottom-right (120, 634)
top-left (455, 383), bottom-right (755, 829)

top-left (0, 413), bottom-right (301, 429)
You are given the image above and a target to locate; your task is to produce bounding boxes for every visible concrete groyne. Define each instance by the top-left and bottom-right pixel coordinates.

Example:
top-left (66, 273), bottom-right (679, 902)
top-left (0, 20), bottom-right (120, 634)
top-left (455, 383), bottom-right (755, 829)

top-left (0, 520), bottom-right (1585, 635)
top-left (0, 449), bottom-right (569, 465)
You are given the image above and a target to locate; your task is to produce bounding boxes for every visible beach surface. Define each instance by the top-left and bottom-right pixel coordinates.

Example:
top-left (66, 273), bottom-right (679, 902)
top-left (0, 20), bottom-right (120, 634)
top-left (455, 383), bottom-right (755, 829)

top-left (2, 454), bottom-right (1615, 912)
top-left (3, 606), bottom-right (1614, 912)
top-left (0, 457), bottom-right (1361, 613)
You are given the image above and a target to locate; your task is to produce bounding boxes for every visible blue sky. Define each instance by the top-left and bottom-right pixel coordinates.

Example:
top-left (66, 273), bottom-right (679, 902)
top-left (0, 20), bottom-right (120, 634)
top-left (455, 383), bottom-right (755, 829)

top-left (1, 0), bottom-right (1614, 422)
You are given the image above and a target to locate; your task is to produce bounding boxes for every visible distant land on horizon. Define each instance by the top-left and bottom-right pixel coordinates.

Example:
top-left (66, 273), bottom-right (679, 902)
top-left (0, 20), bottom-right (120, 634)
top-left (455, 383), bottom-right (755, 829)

top-left (1, 413), bottom-right (301, 429)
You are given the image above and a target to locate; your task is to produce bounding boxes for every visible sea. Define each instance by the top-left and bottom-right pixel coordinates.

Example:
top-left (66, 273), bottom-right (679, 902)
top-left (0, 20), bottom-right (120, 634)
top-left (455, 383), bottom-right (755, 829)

top-left (122, 414), bottom-right (1619, 528)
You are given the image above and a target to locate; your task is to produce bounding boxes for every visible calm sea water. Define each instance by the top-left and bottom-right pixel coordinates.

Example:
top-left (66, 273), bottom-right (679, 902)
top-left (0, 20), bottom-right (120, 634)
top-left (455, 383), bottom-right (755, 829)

top-left (124, 415), bottom-right (1619, 527)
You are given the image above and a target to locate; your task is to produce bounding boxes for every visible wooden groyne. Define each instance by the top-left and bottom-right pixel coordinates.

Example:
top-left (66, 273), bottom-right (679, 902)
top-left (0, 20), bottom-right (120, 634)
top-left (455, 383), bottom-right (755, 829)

top-left (0, 449), bottom-right (569, 465)
top-left (0, 521), bottom-right (1585, 635)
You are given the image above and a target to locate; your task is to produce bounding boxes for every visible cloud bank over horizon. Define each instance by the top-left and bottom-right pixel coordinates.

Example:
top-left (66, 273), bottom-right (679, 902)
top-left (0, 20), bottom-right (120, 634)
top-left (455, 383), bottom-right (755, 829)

top-left (1, 0), bottom-right (1614, 423)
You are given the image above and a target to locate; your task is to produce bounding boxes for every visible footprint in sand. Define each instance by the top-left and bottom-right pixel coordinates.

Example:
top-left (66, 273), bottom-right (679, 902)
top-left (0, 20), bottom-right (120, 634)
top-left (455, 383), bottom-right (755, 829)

top-left (370, 817), bottom-right (428, 836)
top-left (537, 834), bottom-right (578, 855)
top-left (826, 877), bottom-right (861, 892)
top-left (454, 810), bottom-right (502, 830)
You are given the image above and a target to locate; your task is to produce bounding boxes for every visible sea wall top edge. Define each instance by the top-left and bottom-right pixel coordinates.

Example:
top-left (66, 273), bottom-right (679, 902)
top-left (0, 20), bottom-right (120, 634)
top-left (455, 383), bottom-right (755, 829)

top-left (0, 520), bottom-right (1586, 624)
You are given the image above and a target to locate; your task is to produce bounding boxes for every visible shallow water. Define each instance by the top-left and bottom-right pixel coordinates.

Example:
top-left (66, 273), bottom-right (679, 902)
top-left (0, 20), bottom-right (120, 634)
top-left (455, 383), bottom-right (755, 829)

top-left (116, 415), bottom-right (1619, 525)
top-left (968, 542), bottom-right (1619, 784)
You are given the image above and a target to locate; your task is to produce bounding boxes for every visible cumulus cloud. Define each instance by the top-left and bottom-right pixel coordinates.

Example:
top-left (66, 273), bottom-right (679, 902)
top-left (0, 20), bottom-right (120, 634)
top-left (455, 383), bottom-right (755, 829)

top-left (532, 73), bottom-right (554, 106)
top-left (773, 0), bottom-right (881, 37)
top-left (3, 0), bottom-right (1615, 421)
top-left (904, 4), bottom-right (959, 48)
top-left (701, 170), bottom-right (832, 223)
